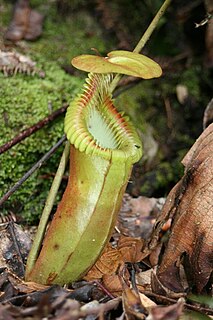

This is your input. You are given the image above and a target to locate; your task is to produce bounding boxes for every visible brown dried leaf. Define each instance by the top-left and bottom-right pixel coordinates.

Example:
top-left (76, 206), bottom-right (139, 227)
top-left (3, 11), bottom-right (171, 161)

top-left (139, 292), bottom-right (157, 310)
top-left (4, 0), bottom-right (43, 42)
top-left (102, 274), bottom-right (123, 295)
top-left (148, 298), bottom-right (184, 320)
top-left (84, 236), bottom-right (144, 281)
top-left (154, 123), bottom-right (213, 293)
top-left (118, 236), bottom-right (144, 263)
top-left (0, 222), bottom-right (31, 278)
top-left (121, 278), bottom-right (146, 319)
top-left (151, 270), bottom-right (185, 299)
top-left (136, 269), bottom-right (152, 291)
top-left (84, 243), bottom-right (123, 281)
top-left (8, 275), bottom-right (48, 294)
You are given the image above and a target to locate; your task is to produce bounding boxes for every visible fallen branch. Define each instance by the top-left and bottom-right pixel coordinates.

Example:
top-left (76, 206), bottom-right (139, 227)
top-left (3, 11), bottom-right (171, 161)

top-left (0, 104), bottom-right (68, 155)
top-left (0, 135), bottom-right (66, 207)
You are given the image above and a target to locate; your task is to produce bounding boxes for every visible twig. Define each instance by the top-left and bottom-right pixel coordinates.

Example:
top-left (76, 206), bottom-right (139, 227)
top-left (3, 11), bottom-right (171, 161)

top-left (25, 140), bottom-right (70, 276)
top-left (0, 104), bottom-right (68, 155)
top-left (110, 0), bottom-right (172, 93)
top-left (164, 97), bottom-right (173, 129)
top-left (0, 135), bottom-right (66, 207)
top-left (92, 280), bottom-right (115, 299)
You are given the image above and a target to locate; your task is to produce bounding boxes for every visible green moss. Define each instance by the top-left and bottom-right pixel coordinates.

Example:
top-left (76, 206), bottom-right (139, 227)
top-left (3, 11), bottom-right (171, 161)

top-left (0, 0), bottom-right (111, 224)
top-left (0, 64), bottom-right (82, 223)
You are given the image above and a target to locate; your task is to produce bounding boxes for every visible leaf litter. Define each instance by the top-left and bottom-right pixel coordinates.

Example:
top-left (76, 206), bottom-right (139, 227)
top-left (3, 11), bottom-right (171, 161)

top-left (149, 123), bottom-right (213, 295)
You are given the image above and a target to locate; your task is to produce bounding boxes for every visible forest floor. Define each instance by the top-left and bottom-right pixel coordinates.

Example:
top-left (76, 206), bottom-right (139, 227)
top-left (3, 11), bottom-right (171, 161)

top-left (0, 0), bottom-right (212, 319)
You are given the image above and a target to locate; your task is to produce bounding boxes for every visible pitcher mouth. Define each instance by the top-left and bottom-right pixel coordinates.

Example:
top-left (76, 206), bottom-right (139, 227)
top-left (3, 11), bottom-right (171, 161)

top-left (64, 73), bottom-right (142, 163)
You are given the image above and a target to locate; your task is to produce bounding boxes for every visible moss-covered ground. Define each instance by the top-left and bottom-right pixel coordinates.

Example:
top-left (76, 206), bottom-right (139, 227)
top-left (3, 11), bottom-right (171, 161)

top-left (0, 0), bottom-right (110, 223)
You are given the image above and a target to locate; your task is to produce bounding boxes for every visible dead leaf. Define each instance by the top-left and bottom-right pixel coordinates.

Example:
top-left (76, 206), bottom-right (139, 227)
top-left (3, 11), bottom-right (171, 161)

top-left (121, 278), bottom-right (146, 319)
top-left (0, 222), bottom-right (31, 278)
top-left (118, 236), bottom-right (144, 263)
top-left (84, 243), bottom-right (123, 281)
top-left (4, 0), bottom-right (43, 42)
top-left (139, 292), bottom-right (157, 310)
top-left (147, 298), bottom-right (184, 320)
top-left (102, 274), bottom-right (124, 295)
top-left (136, 269), bottom-right (153, 291)
top-left (152, 123), bottom-right (213, 294)
top-left (84, 236), bottom-right (144, 281)
top-left (8, 275), bottom-right (48, 294)
top-left (151, 270), bottom-right (186, 299)
top-left (203, 98), bottom-right (213, 130)
top-left (0, 269), bottom-right (49, 307)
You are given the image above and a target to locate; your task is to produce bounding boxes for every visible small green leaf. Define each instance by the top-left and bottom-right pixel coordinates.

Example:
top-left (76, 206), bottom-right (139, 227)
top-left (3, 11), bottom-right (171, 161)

top-left (188, 295), bottom-right (213, 308)
top-left (71, 50), bottom-right (162, 79)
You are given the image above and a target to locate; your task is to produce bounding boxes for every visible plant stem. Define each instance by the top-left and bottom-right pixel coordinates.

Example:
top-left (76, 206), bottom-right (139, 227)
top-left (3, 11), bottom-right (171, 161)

top-left (133, 0), bottom-right (171, 53)
top-left (25, 141), bottom-right (70, 276)
top-left (110, 0), bottom-right (172, 93)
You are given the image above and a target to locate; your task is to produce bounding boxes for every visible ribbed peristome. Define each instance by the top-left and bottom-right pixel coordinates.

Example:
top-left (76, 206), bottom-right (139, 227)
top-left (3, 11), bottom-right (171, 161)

top-left (64, 73), bottom-right (142, 163)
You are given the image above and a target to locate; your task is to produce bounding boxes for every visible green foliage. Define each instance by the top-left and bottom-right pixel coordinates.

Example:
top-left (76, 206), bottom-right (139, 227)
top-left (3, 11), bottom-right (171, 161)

top-left (188, 295), bottom-right (213, 308)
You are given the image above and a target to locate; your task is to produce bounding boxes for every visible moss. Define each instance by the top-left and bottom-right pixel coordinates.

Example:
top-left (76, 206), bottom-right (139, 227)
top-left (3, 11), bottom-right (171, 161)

top-left (0, 0), bottom-right (111, 224)
top-left (0, 64), bottom-right (82, 222)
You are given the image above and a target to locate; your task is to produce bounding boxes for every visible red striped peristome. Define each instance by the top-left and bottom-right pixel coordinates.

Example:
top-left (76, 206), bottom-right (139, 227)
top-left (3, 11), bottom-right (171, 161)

top-left (64, 73), bottom-right (142, 163)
